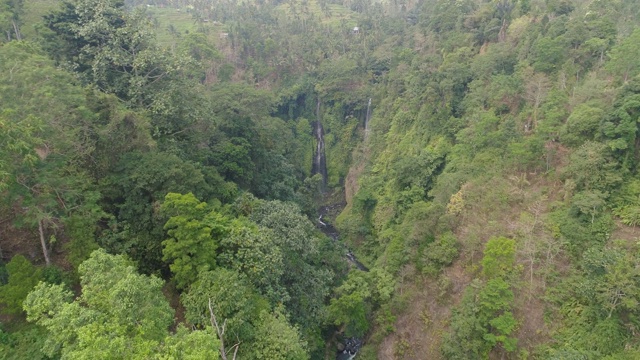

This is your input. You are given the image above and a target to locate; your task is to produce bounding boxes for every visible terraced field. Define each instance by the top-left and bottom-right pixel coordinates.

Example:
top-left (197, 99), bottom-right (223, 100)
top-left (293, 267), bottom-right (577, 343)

top-left (145, 7), bottom-right (219, 47)
top-left (274, 0), bottom-right (358, 28)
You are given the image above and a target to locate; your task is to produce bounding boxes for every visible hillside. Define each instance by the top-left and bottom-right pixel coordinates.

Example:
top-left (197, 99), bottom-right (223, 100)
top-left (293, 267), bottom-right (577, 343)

top-left (3, 0), bottom-right (640, 359)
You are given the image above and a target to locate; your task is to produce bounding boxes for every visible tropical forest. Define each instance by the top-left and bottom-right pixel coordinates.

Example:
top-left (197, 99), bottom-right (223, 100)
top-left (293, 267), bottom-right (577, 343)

top-left (2, 0), bottom-right (640, 359)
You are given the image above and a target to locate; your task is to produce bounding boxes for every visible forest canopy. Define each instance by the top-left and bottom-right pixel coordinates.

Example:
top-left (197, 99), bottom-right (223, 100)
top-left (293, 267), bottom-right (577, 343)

top-left (2, 0), bottom-right (640, 359)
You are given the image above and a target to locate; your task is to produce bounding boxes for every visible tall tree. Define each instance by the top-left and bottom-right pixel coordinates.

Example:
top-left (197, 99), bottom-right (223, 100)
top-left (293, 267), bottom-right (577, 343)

top-left (607, 28), bottom-right (640, 83)
top-left (43, 0), bottom-right (188, 105)
top-left (0, 42), bottom-right (107, 266)
top-left (161, 193), bottom-right (230, 289)
top-left (0, 0), bottom-right (23, 41)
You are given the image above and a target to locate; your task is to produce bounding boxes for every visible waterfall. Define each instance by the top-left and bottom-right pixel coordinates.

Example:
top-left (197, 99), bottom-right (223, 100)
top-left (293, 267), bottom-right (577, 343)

top-left (364, 98), bottom-right (372, 133)
top-left (312, 99), bottom-right (328, 190)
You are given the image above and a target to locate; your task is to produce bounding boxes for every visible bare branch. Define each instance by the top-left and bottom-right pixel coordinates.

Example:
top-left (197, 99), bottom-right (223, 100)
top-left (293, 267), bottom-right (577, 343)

top-left (230, 341), bottom-right (240, 360)
top-left (209, 298), bottom-right (240, 360)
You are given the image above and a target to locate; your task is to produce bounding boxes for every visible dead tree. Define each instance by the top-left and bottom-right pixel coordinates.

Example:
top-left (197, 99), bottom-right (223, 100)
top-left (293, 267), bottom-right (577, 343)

top-left (209, 298), bottom-right (240, 360)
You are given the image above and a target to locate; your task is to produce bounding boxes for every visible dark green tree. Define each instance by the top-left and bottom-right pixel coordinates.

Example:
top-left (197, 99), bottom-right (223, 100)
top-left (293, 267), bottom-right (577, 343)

top-left (0, 255), bottom-right (42, 315)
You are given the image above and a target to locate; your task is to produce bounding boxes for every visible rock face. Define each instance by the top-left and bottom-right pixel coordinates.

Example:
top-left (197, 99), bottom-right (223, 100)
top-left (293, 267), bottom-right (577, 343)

top-left (337, 337), bottom-right (362, 360)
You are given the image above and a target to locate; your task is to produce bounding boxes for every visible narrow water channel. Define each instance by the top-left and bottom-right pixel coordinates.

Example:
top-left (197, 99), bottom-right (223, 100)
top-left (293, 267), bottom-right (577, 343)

top-left (316, 203), bottom-right (366, 359)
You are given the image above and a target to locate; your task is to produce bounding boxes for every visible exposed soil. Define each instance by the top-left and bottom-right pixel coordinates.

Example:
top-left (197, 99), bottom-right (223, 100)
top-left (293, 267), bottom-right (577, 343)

top-left (0, 209), bottom-right (43, 265)
top-left (611, 220), bottom-right (640, 243)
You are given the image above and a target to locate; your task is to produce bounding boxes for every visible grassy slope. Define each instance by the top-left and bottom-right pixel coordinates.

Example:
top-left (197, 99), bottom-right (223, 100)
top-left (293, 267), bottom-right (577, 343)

top-left (145, 7), bottom-right (220, 48)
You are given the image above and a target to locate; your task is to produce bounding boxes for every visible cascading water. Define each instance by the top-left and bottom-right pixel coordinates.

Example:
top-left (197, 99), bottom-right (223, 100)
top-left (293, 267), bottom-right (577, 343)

top-left (312, 99), bottom-right (328, 190)
top-left (364, 98), bottom-right (372, 135)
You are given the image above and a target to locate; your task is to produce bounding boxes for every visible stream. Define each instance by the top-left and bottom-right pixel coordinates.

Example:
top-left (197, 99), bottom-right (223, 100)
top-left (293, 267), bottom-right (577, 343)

top-left (313, 98), bottom-right (370, 358)
top-left (318, 205), bottom-right (368, 272)
top-left (317, 203), bottom-right (367, 359)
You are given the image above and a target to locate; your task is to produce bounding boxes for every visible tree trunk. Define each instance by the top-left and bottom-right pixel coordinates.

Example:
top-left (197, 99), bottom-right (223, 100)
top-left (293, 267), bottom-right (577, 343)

top-left (38, 219), bottom-right (51, 266)
top-left (209, 298), bottom-right (239, 360)
top-left (498, 18), bottom-right (508, 42)
top-left (12, 20), bottom-right (21, 41)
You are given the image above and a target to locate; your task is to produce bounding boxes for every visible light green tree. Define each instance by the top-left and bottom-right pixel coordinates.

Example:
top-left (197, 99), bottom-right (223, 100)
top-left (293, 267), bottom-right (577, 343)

top-left (250, 200), bottom-right (335, 333)
top-left (161, 192), bottom-right (230, 289)
top-left (23, 249), bottom-right (175, 358)
top-left (327, 268), bottom-right (393, 337)
top-left (181, 268), bottom-right (309, 359)
top-left (252, 310), bottom-right (309, 360)
top-left (23, 249), bottom-right (220, 359)
top-left (43, 0), bottom-right (182, 102)
top-left (443, 238), bottom-right (519, 358)
top-left (157, 325), bottom-right (219, 360)
top-left (481, 237), bottom-right (516, 279)
top-left (0, 42), bottom-right (108, 267)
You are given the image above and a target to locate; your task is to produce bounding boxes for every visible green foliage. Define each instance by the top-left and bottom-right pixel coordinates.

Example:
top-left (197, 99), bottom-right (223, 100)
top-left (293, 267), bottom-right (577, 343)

top-left (327, 272), bottom-right (371, 337)
top-left (422, 232), bottom-right (459, 276)
top-left (315, 58), bottom-right (362, 103)
top-left (441, 285), bottom-right (489, 359)
top-left (62, 199), bottom-right (104, 269)
top-left (561, 104), bottom-right (604, 147)
top-left (181, 268), bottom-right (268, 349)
top-left (481, 237), bottom-right (516, 279)
top-left (327, 268), bottom-right (393, 337)
top-left (572, 190), bottom-right (607, 224)
top-left (532, 36), bottom-right (566, 74)
top-left (0, 0), bottom-right (24, 42)
top-left (612, 179), bottom-right (640, 227)
top-left (443, 278), bottom-right (518, 359)
top-left (40, 265), bottom-right (70, 287)
top-left (100, 153), bottom-right (223, 273)
top-left (443, 233), bottom-right (519, 358)
top-left (6, 0), bottom-right (640, 357)
top-left (218, 221), bottom-right (287, 304)
top-left (0, 109), bottom-right (42, 191)
top-left (249, 200), bottom-right (336, 333)
top-left (600, 77), bottom-right (640, 167)
top-left (157, 325), bottom-right (219, 360)
top-left (607, 28), bottom-right (640, 82)
top-left (293, 174), bottom-right (324, 218)
top-left (563, 142), bottom-right (623, 193)
top-left (211, 137), bottom-right (254, 184)
top-left (0, 255), bottom-right (42, 315)
top-left (251, 310), bottom-right (309, 360)
top-left (43, 0), bottom-right (188, 103)
top-left (581, 244), bottom-right (640, 319)
top-left (161, 193), bottom-right (230, 289)
top-left (0, 323), bottom-right (49, 360)
top-left (23, 249), bottom-right (176, 359)
top-left (181, 268), bottom-right (309, 359)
